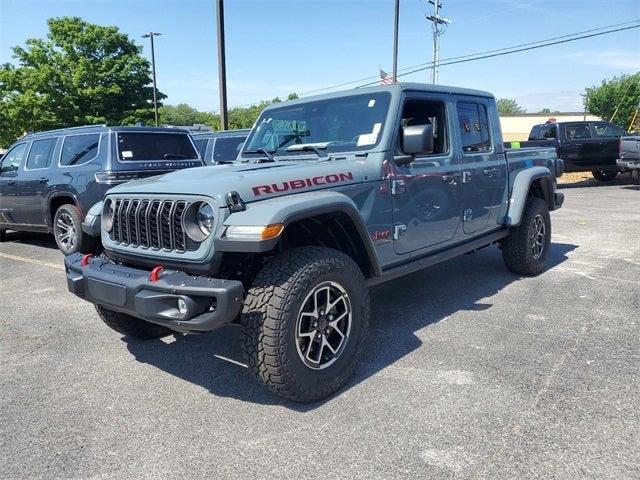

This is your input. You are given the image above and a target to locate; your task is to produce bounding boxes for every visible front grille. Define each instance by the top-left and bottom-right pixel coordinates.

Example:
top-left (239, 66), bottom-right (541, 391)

top-left (109, 198), bottom-right (197, 252)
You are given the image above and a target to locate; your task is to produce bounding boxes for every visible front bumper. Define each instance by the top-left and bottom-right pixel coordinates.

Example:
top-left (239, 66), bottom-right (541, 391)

top-left (617, 159), bottom-right (640, 170)
top-left (64, 253), bottom-right (244, 333)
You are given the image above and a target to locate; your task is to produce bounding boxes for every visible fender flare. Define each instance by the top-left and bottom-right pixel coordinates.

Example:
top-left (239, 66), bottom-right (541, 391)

top-left (46, 191), bottom-right (81, 228)
top-left (216, 190), bottom-right (382, 276)
top-left (505, 166), bottom-right (553, 226)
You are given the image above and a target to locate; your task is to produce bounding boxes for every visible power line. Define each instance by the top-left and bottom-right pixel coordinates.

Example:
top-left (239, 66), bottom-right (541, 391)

top-left (222, 20), bottom-right (640, 111)
top-left (358, 23), bottom-right (640, 87)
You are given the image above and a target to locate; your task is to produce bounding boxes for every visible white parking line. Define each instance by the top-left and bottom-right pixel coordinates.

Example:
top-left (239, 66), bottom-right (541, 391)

top-left (0, 251), bottom-right (64, 270)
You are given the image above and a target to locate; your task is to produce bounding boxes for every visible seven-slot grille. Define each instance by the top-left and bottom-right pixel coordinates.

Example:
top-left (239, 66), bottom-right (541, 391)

top-left (109, 198), bottom-right (198, 252)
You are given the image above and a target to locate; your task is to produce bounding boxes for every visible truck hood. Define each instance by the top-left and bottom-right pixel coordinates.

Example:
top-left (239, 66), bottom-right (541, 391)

top-left (107, 160), bottom-right (365, 203)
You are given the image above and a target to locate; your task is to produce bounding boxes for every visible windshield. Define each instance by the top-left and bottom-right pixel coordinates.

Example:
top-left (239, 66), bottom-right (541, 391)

top-left (242, 92), bottom-right (391, 158)
top-left (117, 133), bottom-right (199, 161)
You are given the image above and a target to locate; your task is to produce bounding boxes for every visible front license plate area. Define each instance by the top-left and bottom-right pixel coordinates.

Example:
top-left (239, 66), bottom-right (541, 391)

top-left (88, 278), bottom-right (127, 307)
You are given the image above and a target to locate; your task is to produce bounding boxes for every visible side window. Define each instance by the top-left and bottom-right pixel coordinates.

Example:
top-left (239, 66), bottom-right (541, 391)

top-left (529, 126), bottom-right (541, 140)
top-left (399, 99), bottom-right (448, 156)
top-left (593, 123), bottom-right (624, 138)
top-left (26, 138), bottom-right (57, 169)
top-left (0, 143), bottom-right (28, 175)
top-left (564, 124), bottom-right (591, 140)
top-left (213, 136), bottom-right (246, 162)
top-left (457, 102), bottom-right (491, 153)
top-left (60, 134), bottom-right (100, 166)
top-left (541, 125), bottom-right (557, 139)
top-left (192, 138), bottom-right (208, 158)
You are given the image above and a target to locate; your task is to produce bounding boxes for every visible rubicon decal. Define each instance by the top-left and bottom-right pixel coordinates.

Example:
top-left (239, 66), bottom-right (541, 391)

top-left (252, 172), bottom-right (354, 196)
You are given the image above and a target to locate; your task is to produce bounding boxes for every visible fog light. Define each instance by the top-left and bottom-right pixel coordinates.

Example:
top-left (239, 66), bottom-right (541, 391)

top-left (177, 298), bottom-right (188, 315)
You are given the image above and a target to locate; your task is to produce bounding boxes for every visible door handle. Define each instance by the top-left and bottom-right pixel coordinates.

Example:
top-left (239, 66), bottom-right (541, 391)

top-left (442, 173), bottom-right (460, 184)
top-left (7, 179), bottom-right (16, 185)
top-left (39, 177), bottom-right (49, 183)
top-left (483, 167), bottom-right (498, 176)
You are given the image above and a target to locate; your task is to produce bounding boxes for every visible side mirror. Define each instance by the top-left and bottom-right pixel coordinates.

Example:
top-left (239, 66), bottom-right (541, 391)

top-left (402, 124), bottom-right (434, 156)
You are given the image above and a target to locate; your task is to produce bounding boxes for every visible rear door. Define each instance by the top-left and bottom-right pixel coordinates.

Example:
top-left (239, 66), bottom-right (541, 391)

top-left (455, 99), bottom-right (506, 234)
top-left (13, 137), bottom-right (58, 226)
top-left (592, 122), bottom-right (626, 163)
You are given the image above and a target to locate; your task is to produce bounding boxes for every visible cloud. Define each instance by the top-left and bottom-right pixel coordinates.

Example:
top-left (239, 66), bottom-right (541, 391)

top-left (557, 50), bottom-right (640, 70)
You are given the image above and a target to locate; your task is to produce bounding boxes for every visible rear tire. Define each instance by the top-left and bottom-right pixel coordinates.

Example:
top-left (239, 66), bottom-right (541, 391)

top-left (240, 247), bottom-right (370, 403)
top-left (501, 197), bottom-right (551, 276)
top-left (53, 204), bottom-right (97, 255)
top-left (95, 305), bottom-right (172, 339)
top-left (591, 170), bottom-right (617, 182)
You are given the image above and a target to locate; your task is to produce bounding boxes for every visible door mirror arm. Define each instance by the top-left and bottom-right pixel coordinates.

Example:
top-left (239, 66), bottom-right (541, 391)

top-left (393, 154), bottom-right (415, 167)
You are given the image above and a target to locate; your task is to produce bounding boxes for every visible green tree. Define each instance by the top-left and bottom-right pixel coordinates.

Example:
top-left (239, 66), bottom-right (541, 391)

top-left (585, 72), bottom-right (640, 130)
top-left (538, 108), bottom-right (551, 114)
top-left (0, 17), bottom-right (160, 147)
top-left (496, 98), bottom-right (526, 115)
top-left (159, 103), bottom-right (217, 127)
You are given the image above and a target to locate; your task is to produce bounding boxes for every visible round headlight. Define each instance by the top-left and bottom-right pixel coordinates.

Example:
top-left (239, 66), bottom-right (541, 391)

top-left (197, 202), bottom-right (215, 236)
top-left (103, 200), bottom-right (115, 232)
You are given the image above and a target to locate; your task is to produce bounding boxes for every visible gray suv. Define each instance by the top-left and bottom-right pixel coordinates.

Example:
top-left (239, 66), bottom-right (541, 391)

top-left (0, 125), bottom-right (202, 253)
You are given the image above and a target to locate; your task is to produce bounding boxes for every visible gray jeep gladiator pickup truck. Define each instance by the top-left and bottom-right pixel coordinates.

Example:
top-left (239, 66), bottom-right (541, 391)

top-left (65, 83), bottom-right (564, 402)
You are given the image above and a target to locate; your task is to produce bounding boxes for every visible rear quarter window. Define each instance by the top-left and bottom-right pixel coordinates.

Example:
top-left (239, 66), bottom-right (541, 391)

top-left (60, 134), bottom-right (100, 166)
top-left (117, 133), bottom-right (199, 161)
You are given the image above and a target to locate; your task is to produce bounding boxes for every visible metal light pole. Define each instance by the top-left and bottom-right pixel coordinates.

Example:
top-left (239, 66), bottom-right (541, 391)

top-left (142, 32), bottom-right (162, 126)
top-left (216, 0), bottom-right (229, 130)
top-left (392, 0), bottom-right (399, 83)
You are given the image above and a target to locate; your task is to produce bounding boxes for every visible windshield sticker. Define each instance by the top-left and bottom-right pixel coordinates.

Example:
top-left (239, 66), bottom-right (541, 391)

top-left (368, 99), bottom-right (376, 107)
top-left (357, 122), bottom-right (382, 147)
top-left (121, 150), bottom-right (133, 158)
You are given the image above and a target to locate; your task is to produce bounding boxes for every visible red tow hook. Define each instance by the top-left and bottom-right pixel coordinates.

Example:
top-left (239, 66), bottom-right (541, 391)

top-left (149, 266), bottom-right (165, 282)
top-left (80, 254), bottom-right (94, 267)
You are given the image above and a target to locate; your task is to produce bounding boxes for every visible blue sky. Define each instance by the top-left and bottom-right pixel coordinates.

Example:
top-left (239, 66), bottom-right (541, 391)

top-left (1, 0), bottom-right (639, 113)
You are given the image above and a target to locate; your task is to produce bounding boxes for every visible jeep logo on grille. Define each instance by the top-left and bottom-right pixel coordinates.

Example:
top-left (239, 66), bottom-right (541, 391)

top-left (252, 172), bottom-right (354, 196)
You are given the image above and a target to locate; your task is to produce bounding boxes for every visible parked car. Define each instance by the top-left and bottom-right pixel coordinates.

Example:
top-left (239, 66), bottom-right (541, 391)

top-left (65, 83), bottom-right (564, 402)
top-left (617, 134), bottom-right (640, 184)
top-left (509, 120), bottom-right (628, 182)
top-left (191, 129), bottom-right (250, 165)
top-left (0, 125), bottom-right (203, 253)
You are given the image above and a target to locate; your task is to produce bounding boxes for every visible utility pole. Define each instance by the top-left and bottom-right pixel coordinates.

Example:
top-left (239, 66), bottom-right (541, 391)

top-left (392, 0), bottom-right (399, 83)
top-left (425, 0), bottom-right (451, 84)
top-left (216, 0), bottom-right (229, 130)
top-left (142, 32), bottom-right (162, 126)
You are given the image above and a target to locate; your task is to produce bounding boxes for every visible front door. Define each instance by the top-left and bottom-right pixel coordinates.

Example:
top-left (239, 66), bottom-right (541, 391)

top-left (455, 100), bottom-right (505, 234)
top-left (0, 142), bottom-right (29, 226)
top-left (13, 137), bottom-right (57, 226)
top-left (391, 96), bottom-right (462, 255)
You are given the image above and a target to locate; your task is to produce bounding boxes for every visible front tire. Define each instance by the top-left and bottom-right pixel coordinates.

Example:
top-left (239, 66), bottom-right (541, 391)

top-left (95, 305), bottom-right (172, 339)
top-left (240, 247), bottom-right (370, 403)
top-left (501, 197), bottom-right (551, 276)
top-left (591, 170), bottom-right (617, 182)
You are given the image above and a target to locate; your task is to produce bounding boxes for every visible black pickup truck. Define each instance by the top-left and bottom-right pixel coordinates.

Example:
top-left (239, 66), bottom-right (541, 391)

top-left (505, 120), bottom-right (628, 182)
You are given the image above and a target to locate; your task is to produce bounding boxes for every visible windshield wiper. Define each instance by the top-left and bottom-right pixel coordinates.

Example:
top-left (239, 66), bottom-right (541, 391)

top-left (285, 145), bottom-right (328, 158)
top-left (162, 153), bottom-right (188, 159)
top-left (244, 148), bottom-right (277, 162)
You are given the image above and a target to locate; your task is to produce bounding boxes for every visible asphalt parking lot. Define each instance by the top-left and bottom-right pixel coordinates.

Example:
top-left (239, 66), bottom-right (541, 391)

top-left (1, 180), bottom-right (638, 479)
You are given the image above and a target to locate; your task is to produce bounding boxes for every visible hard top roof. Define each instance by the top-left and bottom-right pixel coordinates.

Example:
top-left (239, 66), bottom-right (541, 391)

top-left (191, 128), bottom-right (251, 139)
top-left (262, 82), bottom-right (494, 111)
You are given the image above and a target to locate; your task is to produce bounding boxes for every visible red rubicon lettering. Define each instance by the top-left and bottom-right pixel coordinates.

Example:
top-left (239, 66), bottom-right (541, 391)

top-left (252, 185), bottom-right (272, 195)
top-left (251, 172), bottom-right (354, 196)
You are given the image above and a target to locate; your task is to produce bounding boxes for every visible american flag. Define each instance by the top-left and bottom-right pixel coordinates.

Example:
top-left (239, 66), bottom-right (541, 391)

top-left (379, 69), bottom-right (395, 85)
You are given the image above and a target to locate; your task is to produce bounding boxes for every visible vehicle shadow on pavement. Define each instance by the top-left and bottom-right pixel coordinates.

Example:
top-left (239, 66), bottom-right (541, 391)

top-left (123, 242), bottom-right (577, 410)
top-left (0, 231), bottom-right (58, 249)
top-left (558, 175), bottom-right (637, 189)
